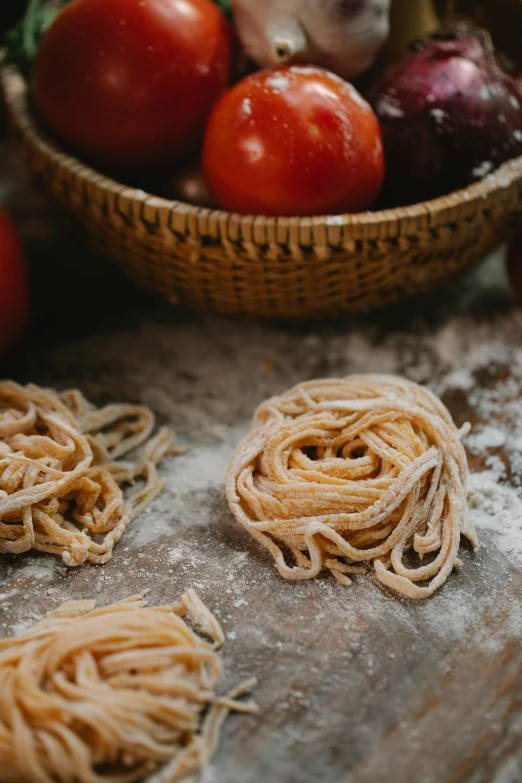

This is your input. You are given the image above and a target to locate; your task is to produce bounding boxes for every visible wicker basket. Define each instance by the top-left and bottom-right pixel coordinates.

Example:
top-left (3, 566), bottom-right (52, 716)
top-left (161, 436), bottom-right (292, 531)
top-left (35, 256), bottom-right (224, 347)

top-left (2, 65), bottom-right (522, 319)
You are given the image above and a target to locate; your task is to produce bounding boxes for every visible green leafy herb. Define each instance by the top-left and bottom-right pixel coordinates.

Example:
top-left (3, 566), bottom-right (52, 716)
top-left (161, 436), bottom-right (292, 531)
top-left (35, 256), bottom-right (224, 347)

top-left (5, 0), bottom-right (234, 83)
top-left (5, 0), bottom-right (71, 81)
top-left (213, 0), bottom-right (233, 20)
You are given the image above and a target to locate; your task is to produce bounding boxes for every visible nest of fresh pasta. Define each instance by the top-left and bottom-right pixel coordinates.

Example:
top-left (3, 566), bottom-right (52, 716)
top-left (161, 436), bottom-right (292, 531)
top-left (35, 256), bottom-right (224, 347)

top-left (0, 381), bottom-right (177, 565)
top-left (227, 375), bottom-right (478, 599)
top-left (0, 589), bottom-right (257, 783)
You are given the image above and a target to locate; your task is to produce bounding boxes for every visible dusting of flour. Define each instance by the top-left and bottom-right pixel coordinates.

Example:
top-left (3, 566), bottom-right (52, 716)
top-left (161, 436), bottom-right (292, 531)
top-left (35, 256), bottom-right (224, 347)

top-left (469, 471), bottom-right (522, 563)
top-left (1, 199), bottom-right (522, 782)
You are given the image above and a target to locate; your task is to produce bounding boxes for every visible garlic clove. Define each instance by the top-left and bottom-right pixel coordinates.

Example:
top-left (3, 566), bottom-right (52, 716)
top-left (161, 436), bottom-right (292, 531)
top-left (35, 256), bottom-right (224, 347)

top-left (232, 0), bottom-right (392, 81)
top-left (268, 20), bottom-right (308, 65)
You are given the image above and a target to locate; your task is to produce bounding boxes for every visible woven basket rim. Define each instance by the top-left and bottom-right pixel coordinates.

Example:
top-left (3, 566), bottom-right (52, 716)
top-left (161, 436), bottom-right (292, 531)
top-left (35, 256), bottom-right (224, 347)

top-left (3, 61), bottom-right (522, 239)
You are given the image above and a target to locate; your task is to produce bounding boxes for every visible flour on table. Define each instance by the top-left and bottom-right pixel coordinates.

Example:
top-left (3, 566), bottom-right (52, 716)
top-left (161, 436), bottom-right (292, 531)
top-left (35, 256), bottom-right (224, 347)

top-left (469, 472), bottom-right (522, 565)
top-left (431, 338), bottom-right (522, 566)
top-left (466, 426), bottom-right (507, 453)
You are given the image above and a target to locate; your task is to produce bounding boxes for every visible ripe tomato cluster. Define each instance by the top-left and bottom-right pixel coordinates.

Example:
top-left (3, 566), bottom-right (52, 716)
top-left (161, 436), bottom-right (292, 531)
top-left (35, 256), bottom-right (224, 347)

top-left (33, 0), bottom-right (384, 217)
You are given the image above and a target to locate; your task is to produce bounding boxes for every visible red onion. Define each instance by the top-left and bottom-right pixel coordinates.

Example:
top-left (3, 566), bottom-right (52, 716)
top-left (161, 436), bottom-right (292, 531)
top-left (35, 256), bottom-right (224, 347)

top-left (368, 24), bottom-right (522, 205)
top-left (514, 72), bottom-right (522, 98)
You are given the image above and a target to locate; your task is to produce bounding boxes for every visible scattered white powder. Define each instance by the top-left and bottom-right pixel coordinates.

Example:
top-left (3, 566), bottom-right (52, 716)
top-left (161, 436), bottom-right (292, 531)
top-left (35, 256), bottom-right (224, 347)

top-left (376, 94), bottom-right (404, 119)
top-left (472, 160), bottom-right (494, 178)
top-left (4, 139), bottom-right (522, 778)
top-left (420, 320), bottom-right (522, 569)
top-left (241, 97), bottom-right (252, 117)
top-left (466, 425), bottom-right (507, 453)
top-left (14, 561), bottom-right (57, 581)
top-left (469, 472), bottom-right (522, 565)
top-left (124, 514), bottom-right (176, 549)
top-left (441, 367), bottom-right (475, 392)
top-left (483, 454), bottom-right (507, 482)
top-left (430, 108), bottom-right (446, 125)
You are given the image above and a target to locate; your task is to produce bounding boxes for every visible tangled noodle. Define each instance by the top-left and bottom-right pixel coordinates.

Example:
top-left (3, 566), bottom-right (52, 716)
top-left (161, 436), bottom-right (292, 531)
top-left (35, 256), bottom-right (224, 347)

top-left (0, 590), bottom-right (257, 783)
top-left (0, 381), bottom-right (177, 566)
top-left (227, 375), bottom-right (478, 599)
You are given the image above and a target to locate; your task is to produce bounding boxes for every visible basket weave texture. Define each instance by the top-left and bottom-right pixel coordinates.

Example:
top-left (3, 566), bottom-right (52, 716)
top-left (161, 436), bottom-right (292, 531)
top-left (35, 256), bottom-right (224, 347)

top-left (3, 65), bottom-right (522, 318)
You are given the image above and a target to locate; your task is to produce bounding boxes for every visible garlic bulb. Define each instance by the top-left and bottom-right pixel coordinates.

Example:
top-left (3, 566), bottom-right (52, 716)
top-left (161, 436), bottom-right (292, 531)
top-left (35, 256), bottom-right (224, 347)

top-left (232, 0), bottom-right (392, 81)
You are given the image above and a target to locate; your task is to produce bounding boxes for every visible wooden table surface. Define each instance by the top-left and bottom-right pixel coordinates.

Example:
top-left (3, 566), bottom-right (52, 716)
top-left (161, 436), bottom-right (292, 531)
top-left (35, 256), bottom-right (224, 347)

top-left (1, 140), bottom-right (522, 783)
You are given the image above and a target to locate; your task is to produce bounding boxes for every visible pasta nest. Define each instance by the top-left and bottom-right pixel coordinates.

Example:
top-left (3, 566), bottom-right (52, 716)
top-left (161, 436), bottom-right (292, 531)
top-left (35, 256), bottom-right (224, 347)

top-left (227, 375), bottom-right (478, 599)
top-left (0, 591), bottom-right (256, 783)
top-left (0, 381), bottom-right (176, 566)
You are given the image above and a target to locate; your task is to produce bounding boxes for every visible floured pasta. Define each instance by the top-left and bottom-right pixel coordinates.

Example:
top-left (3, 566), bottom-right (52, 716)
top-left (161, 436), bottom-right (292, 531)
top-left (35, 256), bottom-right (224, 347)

top-left (0, 381), bottom-right (177, 566)
top-left (0, 590), bottom-right (256, 783)
top-left (227, 374), bottom-right (478, 599)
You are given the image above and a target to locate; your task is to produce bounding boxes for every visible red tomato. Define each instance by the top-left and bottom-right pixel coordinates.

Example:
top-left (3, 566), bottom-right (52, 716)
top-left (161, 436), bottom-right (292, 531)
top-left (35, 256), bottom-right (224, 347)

top-left (202, 66), bottom-right (385, 216)
top-left (34, 0), bottom-right (232, 171)
top-left (0, 210), bottom-right (28, 358)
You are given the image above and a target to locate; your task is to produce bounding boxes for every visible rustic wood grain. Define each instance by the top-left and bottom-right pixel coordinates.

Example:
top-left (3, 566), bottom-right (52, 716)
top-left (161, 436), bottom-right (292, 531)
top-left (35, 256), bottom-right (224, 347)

top-left (1, 141), bottom-right (522, 783)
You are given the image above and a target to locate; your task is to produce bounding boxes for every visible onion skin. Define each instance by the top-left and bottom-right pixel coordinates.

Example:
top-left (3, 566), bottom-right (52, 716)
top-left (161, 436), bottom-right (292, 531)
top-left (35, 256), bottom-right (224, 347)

top-left (368, 26), bottom-right (522, 206)
top-left (514, 72), bottom-right (522, 98)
